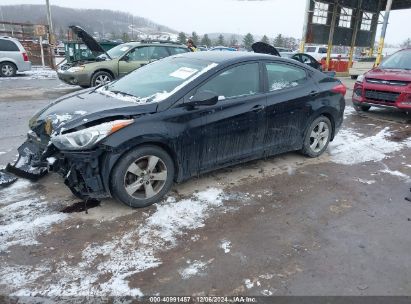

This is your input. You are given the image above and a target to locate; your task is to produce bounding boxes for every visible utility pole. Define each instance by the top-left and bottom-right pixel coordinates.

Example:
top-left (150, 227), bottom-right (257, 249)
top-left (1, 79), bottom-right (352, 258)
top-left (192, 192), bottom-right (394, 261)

top-left (299, 0), bottom-right (311, 53)
top-left (45, 0), bottom-right (54, 39)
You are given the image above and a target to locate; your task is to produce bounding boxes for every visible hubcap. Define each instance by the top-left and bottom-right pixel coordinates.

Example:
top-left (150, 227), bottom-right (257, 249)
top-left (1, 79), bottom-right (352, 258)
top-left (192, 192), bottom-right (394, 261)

top-left (309, 121), bottom-right (330, 153)
top-left (1, 65), bottom-right (14, 76)
top-left (95, 75), bottom-right (111, 85)
top-left (124, 155), bottom-right (168, 199)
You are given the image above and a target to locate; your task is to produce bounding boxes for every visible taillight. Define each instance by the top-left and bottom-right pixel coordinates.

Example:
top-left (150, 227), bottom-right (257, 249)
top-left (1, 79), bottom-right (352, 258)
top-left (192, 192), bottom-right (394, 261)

top-left (22, 52), bottom-right (29, 62)
top-left (331, 83), bottom-right (347, 96)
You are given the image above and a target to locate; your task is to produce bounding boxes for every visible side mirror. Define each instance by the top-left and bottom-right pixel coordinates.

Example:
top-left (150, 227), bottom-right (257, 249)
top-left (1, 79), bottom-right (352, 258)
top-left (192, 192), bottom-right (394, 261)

top-left (121, 55), bottom-right (130, 62)
top-left (187, 91), bottom-right (218, 107)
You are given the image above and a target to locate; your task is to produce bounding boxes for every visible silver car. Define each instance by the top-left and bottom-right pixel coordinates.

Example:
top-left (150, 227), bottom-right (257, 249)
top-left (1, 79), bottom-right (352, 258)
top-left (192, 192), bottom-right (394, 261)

top-left (0, 36), bottom-right (32, 77)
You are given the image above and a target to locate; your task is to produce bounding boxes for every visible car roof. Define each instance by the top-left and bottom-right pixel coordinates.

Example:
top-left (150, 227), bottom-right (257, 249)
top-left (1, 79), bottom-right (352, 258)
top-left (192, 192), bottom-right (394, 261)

top-left (175, 51), bottom-right (293, 64)
top-left (123, 41), bottom-right (187, 48)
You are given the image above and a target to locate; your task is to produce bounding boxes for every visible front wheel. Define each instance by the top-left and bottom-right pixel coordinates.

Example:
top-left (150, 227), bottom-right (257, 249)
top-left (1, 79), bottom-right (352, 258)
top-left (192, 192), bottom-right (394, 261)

top-left (110, 145), bottom-right (175, 208)
top-left (301, 116), bottom-right (332, 158)
top-left (91, 71), bottom-right (113, 87)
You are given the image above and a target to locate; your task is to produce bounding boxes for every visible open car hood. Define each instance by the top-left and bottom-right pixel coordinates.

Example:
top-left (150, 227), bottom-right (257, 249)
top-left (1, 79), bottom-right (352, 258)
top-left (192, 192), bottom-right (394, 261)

top-left (69, 25), bottom-right (111, 58)
top-left (251, 42), bottom-right (280, 57)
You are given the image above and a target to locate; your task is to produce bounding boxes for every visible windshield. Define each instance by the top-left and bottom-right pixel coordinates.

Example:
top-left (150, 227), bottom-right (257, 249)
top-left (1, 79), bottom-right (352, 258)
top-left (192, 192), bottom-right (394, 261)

top-left (104, 44), bottom-right (133, 59)
top-left (98, 56), bottom-right (218, 104)
top-left (380, 50), bottom-right (411, 70)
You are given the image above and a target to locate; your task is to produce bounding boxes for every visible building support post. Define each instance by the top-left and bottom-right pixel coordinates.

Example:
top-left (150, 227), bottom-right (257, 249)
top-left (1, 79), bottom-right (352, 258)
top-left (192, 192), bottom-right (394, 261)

top-left (348, 0), bottom-right (362, 69)
top-left (375, 0), bottom-right (393, 66)
top-left (368, 0), bottom-right (382, 56)
top-left (326, 2), bottom-right (338, 71)
top-left (299, 0), bottom-right (311, 52)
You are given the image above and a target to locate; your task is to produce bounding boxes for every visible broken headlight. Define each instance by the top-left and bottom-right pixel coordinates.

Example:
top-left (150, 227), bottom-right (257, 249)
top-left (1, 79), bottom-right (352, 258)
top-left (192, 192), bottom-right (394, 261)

top-left (51, 119), bottom-right (133, 150)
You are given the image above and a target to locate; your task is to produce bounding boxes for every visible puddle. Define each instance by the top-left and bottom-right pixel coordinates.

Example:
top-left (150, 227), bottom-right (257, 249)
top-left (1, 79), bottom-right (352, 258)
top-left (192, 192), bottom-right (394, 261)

top-left (60, 199), bottom-right (101, 213)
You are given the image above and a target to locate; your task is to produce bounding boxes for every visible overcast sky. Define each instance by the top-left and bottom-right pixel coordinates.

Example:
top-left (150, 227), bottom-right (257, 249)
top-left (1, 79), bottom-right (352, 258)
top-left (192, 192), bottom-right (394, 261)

top-left (1, 0), bottom-right (410, 44)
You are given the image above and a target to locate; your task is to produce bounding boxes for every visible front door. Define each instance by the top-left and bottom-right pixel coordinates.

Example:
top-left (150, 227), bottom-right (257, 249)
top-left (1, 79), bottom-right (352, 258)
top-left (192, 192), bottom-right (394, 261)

top-left (118, 46), bottom-right (170, 77)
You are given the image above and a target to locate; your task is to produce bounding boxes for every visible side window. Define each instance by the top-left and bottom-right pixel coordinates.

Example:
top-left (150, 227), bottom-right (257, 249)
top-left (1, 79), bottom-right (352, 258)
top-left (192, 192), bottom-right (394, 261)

top-left (127, 47), bottom-right (149, 61)
top-left (265, 63), bottom-right (307, 91)
top-left (150, 46), bottom-right (169, 60)
top-left (197, 63), bottom-right (259, 100)
top-left (168, 47), bottom-right (189, 55)
top-left (301, 55), bottom-right (313, 64)
top-left (0, 39), bottom-right (19, 51)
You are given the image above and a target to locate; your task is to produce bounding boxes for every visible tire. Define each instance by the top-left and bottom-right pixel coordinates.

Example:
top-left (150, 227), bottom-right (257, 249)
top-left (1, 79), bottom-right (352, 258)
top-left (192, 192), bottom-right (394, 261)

top-left (79, 84), bottom-right (90, 89)
top-left (350, 75), bottom-right (357, 80)
top-left (301, 116), bottom-right (332, 158)
top-left (353, 103), bottom-right (371, 112)
top-left (0, 62), bottom-right (17, 77)
top-left (91, 71), bottom-right (113, 87)
top-left (110, 145), bottom-right (175, 208)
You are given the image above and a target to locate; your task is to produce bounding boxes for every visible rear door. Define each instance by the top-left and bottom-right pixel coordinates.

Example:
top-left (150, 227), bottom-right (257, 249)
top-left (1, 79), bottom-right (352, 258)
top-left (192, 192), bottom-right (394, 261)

top-left (192, 62), bottom-right (267, 170)
top-left (263, 61), bottom-right (317, 155)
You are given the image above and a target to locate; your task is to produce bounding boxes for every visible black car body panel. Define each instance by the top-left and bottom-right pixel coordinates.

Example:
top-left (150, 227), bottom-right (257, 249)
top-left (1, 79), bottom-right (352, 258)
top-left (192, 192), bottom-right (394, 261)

top-left (9, 52), bottom-right (345, 200)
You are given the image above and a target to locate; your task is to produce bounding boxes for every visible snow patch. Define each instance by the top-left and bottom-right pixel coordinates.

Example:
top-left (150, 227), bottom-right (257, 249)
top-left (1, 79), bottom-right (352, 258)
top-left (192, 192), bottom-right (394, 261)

top-left (244, 279), bottom-right (254, 289)
top-left (356, 178), bottom-right (376, 185)
top-left (179, 261), bottom-right (207, 279)
top-left (220, 240), bottom-right (231, 253)
top-left (329, 128), bottom-right (404, 165)
top-left (0, 67), bottom-right (57, 81)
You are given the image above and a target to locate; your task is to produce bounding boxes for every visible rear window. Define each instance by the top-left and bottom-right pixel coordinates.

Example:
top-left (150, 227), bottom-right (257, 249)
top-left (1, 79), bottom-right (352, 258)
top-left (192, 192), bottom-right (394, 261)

top-left (0, 39), bottom-right (19, 52)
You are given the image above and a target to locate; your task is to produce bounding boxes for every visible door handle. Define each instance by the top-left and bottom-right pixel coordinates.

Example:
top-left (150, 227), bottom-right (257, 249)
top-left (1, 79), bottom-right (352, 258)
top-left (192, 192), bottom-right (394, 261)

top-left (252, 104), bottom-right (265, 113)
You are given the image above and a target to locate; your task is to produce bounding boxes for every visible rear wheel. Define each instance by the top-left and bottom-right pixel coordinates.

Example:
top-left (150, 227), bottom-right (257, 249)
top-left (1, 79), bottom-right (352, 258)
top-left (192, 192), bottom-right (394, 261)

top-left (110, 145), bottom-right (175, 208)
top-left (79, 84), bottom-right (90, 89)
top-left (0, 62), bottom-right (17, 77)
top-left (301, 116), bottom-right (332, 158)
top-left (353, 103), bottom-right (371, 112)
top-left (91, 71), bottom-right (113, 87)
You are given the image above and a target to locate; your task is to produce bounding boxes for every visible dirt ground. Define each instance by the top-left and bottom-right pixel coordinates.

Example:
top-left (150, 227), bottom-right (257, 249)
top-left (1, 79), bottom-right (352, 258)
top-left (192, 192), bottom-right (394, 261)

top-left (0, 72), bottom-right (411, 298)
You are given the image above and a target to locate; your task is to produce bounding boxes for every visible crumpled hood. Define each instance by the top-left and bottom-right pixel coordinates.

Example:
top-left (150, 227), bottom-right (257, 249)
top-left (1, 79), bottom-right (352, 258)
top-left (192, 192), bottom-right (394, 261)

top-left (366, 68), bottom-right (411, 82)
top-left (30, 88), bottom-right (157, 135)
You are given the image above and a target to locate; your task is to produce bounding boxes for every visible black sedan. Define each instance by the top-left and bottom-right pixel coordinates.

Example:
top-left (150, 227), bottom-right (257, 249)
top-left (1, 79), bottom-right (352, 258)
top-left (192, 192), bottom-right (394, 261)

top-left (6, 52), bottom-right (346, 208)
top-left (280, 52), bottom-right (323, 71)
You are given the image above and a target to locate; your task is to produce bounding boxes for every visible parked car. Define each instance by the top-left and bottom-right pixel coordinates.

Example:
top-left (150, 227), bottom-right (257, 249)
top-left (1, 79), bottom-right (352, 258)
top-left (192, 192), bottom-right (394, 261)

top-left (280, 52), bottom-right (322, 70)
top-left (8, 51), bottom-right (346, 208)
top-left (352, 48), bottom-right (411, 112)
top-left (57, 26), bottom-right (189, 88)
top-left (54, 43), bottom-right (66, 56)
top-left (0, 36), bottom-right (31, 77)
top-left (349, 57), bottom-right (376, 79)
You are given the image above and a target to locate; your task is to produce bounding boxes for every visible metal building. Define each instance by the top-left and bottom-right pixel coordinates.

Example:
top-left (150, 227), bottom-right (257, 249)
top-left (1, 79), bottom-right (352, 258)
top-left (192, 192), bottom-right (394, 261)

top-left (300, 0), bottom-right (411, 69)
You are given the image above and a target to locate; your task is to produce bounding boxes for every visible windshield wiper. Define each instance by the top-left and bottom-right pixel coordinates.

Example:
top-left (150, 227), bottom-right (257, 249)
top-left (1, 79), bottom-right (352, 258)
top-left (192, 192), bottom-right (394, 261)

top-left (107, 90), bottom-right (136, 97)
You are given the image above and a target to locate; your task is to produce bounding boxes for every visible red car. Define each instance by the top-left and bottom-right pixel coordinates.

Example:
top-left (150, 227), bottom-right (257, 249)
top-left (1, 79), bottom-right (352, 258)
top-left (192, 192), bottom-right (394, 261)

top-left (352, 48), bottom-right (411, 112)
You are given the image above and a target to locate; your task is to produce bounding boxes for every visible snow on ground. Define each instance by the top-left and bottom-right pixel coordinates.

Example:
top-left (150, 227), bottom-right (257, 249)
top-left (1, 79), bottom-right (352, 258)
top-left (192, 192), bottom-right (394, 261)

top-left (0, 66), bottom-right (56, 81)
top-left (220, 239), bottom-right (231, 253)
top-left (1, 188), bottom-right (248, 296)
top-left (0, 180), bottom-right (67, 252)
top-left (329, 127), bottom-right (406, 165)
top-left (179, 260), bottom-right (208, 280)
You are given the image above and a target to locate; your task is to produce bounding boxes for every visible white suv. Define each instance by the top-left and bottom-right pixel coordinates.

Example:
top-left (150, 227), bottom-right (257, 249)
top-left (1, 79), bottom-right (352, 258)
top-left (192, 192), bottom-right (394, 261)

top-left (0, 36), bottom-right (32, 77)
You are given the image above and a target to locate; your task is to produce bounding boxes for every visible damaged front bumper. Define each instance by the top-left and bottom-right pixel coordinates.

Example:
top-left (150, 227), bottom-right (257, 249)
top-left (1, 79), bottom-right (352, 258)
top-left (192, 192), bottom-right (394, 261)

top-left (6, 131), bottom-right (111, 200)
top-left (6, 131), bottom-right (49, 180)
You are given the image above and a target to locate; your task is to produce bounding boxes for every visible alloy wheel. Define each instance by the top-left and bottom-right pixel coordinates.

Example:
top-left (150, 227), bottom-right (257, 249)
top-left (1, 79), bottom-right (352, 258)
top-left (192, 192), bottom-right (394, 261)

top-left (1, 64), bottom-right (14, 76)
top-left (309, 121), bottom-right (330, 153)
top-left (94, 75), bottom-right (111, 85)
top-left (123, 155), bottom-right (168, 199)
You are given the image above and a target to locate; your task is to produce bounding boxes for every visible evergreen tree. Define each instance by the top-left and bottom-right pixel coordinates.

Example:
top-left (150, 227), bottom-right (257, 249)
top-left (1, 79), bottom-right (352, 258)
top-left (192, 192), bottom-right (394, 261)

top-left (191, 32), bottom-right (199, 46)
top-left (401, 38), bottom-right (411, 48)
top-left (260, 35), bottom-right (270, 44)
top-left (217, 34), bottom-right (225, 46)
top-left (178, 32), bottom-right (187, 44)
top-left (200, 34), bottom-right (211, 47)
top-left (243, 33), bottom-right (254, 51)
top-left (273, 34), bottom-right (284, 47)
